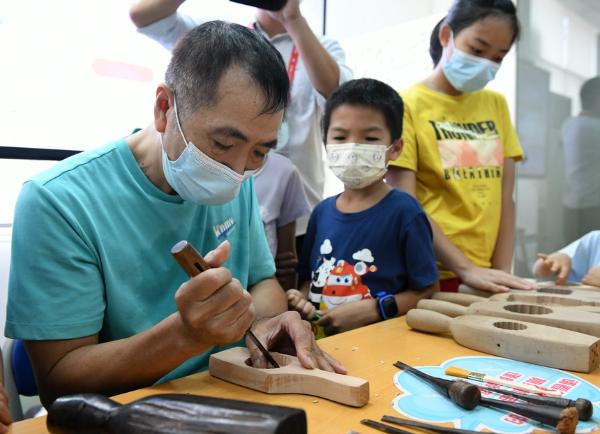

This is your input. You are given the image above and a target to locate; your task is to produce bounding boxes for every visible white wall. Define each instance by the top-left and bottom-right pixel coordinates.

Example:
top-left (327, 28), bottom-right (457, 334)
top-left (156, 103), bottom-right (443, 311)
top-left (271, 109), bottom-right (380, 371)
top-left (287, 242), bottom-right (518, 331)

top-left (326, 0), bottom-right (453, 40)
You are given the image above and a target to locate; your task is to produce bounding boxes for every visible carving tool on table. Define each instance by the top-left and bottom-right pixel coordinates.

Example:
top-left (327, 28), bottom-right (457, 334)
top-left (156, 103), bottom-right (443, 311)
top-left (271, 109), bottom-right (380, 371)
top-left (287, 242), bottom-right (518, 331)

top-left (477, 385), bottom-right (593, 421)
top-left (360, 419), bottom-right (411, 434)
top-left (380, 415), bottom-right (501, 434)
top-left (445, 366), bottom-right (562, 397)
top-left (362, 417), bottom-right (501, 434)
top-left (171, 240), bottom-right (280, 368)
top-left (394, 361), bottom-right (579, 434)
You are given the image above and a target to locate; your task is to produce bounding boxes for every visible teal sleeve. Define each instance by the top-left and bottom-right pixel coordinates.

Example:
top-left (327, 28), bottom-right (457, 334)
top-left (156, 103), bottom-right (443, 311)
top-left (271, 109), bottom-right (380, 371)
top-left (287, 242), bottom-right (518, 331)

top-left (6, 181), bottom-right (105, 340)
top-left (246, 179), bottom-right (276, 287)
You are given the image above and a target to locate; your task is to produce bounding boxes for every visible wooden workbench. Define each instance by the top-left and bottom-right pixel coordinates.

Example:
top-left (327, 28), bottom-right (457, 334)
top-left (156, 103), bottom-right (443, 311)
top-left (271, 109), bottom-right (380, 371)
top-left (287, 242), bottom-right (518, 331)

top-left (8, 317), bottom-right (600, 434)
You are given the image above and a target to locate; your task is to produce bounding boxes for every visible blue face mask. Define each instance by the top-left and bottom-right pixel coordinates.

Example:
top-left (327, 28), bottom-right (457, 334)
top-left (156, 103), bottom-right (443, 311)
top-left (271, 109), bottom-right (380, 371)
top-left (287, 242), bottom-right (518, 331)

top-left (442, 42), bottom-right (501, 93)
top-left (161, 98), bottom-right (255, 205)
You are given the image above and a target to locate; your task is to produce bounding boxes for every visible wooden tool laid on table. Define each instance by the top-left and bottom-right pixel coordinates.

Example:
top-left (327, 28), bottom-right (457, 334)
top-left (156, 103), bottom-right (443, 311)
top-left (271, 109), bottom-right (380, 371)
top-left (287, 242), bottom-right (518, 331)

top-left (209, 347), bottom-right (369, 407)
top-left (381, 415), bottom-right (492, 434)
top-left (432, 290), bottom-right (600, 313)
top-left (419, 299), bottom-right (600, 335)
top-left (445, 366), bottom-right (594, 420)
top-left (431, 292), bottom-right (487, 306)
top-left (536, 281), bottom-right (600, 291)
top-left (458, 282), bottom-right (600, 297)
top-left (490, 292), bottom-right (600, 311)
top-left (445, 365), bottom-right (560, 396)
top-left (405, 309), bottom-right (600, 372)
top-left (463, 301), bottom-right (600, 336)
top-left (530, 287), bottom-right (600, 299)
top-left (361, 417), bottom-right (490, 434)
top-left (417, 299), bottom-right (467, 317)
top-left (394, 361), bottom-right (579, 434)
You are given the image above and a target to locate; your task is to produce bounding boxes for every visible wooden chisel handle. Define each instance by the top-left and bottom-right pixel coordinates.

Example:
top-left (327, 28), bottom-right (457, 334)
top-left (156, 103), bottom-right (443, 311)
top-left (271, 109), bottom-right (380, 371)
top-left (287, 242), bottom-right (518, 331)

top-left (406, 309), bottom-right (452, 334)
top-left (417, 299), bottom-right (467, 317)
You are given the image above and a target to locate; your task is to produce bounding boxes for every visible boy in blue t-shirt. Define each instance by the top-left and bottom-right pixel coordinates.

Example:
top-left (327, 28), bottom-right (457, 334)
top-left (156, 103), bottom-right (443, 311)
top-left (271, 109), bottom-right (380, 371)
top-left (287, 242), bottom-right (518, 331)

top-left (533, 230), bottom-right (600, 286)
top-left (288, 78), bottom-right (439, 336)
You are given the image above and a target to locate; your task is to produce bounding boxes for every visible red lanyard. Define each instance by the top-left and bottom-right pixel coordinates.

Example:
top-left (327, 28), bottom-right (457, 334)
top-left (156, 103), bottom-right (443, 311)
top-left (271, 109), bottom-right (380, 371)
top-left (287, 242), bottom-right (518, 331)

top-left (287, 46), bottom-right (299, 90)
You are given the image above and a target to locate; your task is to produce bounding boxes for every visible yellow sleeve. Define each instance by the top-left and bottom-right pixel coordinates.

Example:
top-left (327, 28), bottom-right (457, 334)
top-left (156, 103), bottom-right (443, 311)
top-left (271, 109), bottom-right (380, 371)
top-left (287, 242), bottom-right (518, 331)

top-left (497, 93), bottom-right (523, 161)
top-left (389, 98), bottom-right (418, 171)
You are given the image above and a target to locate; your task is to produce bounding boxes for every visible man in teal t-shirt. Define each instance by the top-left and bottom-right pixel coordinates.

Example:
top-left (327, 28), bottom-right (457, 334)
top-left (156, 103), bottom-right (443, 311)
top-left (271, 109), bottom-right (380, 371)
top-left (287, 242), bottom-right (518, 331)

top-left (6, 21), bottom-right (345, 408)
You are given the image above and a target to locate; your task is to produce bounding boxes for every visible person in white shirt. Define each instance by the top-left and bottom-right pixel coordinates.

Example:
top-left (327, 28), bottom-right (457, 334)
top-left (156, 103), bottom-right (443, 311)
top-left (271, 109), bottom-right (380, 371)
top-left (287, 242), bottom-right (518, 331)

top-left (533, 230), bottom-right (600, 287)
top-left (129, 0), bottom-right (353, 260)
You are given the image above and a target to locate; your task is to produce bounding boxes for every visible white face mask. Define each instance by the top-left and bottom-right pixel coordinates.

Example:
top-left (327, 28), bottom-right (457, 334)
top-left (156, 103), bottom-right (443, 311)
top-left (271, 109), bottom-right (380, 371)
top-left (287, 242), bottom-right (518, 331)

top-left (326, 143), bottom-right (392, 189)
top-left (161, 98), bottom-right (255, 205)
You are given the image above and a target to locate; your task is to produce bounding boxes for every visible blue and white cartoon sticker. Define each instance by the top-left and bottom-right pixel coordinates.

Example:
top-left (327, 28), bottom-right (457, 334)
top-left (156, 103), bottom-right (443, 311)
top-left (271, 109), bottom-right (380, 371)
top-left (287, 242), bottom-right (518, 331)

top-left (393, 356), bottom-right (600, 433)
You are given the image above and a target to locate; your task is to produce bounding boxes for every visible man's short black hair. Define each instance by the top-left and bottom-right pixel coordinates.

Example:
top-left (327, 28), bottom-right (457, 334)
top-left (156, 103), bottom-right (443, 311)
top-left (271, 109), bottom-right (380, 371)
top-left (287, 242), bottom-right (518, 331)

top-left (165, 20), bottom-right (289, 119)
top-left (322, 78), bottom-right (404, 142)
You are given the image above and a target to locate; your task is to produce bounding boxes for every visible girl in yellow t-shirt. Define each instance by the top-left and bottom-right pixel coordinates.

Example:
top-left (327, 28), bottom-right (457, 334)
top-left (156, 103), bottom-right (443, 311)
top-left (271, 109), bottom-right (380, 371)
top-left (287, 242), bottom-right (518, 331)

top-left (386, 0), bottom-right (536, 293)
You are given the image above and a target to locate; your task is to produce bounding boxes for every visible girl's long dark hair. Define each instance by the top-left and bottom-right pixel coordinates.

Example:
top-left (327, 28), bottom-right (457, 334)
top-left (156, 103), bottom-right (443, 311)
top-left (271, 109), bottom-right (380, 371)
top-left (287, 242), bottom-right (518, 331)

top-left (430, 0), bottom-right (520, 66)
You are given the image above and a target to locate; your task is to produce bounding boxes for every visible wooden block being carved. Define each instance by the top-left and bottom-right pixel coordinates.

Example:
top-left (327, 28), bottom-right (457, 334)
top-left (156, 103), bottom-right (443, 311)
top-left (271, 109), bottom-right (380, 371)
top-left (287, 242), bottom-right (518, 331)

top-left (406, 309), bottom-right (600, 372)
top-left (431, 292), bottom-right (487, 306)
top-left (466, 301), bottom-right (600, 336)
top-left (209, 347), bottom-right (369, 407)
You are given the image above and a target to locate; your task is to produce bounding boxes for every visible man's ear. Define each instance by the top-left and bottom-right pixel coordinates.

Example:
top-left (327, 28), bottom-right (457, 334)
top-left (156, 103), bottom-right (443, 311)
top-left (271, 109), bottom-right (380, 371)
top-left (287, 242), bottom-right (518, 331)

top-left (154, 84), bottom-right (173, 133)
top-left (389, 138), bottom-right (403, 161)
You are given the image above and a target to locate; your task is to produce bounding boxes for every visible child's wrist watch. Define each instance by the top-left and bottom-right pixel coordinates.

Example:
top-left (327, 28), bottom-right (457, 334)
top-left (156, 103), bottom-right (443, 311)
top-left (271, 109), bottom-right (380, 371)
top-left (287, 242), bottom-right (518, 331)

top-left (375, 292), bottom-right (399, 320)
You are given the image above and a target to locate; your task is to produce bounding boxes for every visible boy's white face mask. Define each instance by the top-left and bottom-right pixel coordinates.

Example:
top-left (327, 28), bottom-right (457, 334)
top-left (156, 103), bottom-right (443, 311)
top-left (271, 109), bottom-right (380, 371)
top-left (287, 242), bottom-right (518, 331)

top-left (326, 143), bottom-right (392, 189)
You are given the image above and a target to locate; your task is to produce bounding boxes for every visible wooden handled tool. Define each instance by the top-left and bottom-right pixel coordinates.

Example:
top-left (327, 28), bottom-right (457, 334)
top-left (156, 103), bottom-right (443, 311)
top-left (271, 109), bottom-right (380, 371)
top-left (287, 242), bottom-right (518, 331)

top-left (394, 361), bottom-right (579, 434)
top-left (417, 299), bottom-right (467, 317)
top-left (420, 298), bottom-right (600, 327)
top-left (171, 240), bottom-right (280, 369)
top-left (380, 415), bottom-right (489, 434)
top-left (447, 364), bottom-right (594, 421)
top-left (361, 419), bottom-right (412, 434)
top-left (479, 397), bottom-right (579, 434)
top-left (209, 347), bottom-right (369, 407)
top-left (393, 360), bottom-right (480, 409)
top-left (465, 301), bottom-right (600, 337)
top-left (405, 309), bottom-right (600, 372)
top-left (431, 292), bottom-right (487, 306)
top-left (476, 385), bottom-right (593, 421)
top-left (534, 287), bottom-right (600, 299)
top-left (537, 281), bottom-right (600, 293)
top-left (490, 292), bottom-right (600, 309)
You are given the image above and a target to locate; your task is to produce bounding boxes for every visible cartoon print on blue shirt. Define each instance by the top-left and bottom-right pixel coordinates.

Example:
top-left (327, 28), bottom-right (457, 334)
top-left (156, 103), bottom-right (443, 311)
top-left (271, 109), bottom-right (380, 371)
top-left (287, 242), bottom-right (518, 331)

top-left (313, 242), bottom-right (378, 310)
